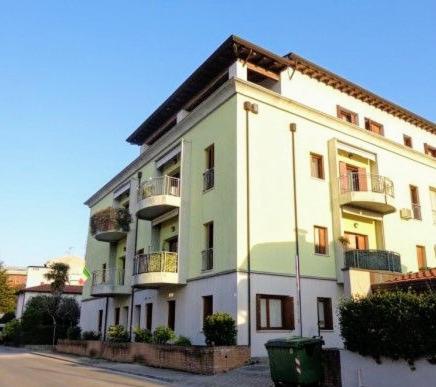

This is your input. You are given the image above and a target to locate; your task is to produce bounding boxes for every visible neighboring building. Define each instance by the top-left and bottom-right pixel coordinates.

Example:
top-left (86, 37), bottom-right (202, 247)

top-left (16, 284), bottom-right (82, 319)
top-left (15, 255), bottom-right (85, 318)
top-left (79, 36), bottom-right (436, 356)
top-left (5, 266), bottom-right (27, 290)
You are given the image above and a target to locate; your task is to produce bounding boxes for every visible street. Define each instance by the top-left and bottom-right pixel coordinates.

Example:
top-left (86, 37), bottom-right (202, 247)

top-left (0, 346), bottom-right (164, 387)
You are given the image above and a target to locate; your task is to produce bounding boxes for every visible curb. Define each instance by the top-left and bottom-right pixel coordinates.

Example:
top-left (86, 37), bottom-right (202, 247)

top-left (31, 351), bottom-right (174, 384)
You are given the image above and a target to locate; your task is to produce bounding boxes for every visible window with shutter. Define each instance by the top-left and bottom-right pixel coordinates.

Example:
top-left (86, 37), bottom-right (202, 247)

top-left (364, 118), bottom-right (384, 136)
top-left (310, 153), bottom-right (324, 179)
top-left (317, 298), bottom-right (333, 330)
top-left (337, 105), bottom-right (358, 125)
top-left (403, 135), bottom-right (413, 148)
top-left (256, 294), bottom-right (294, 330)
top-left (314, 226), bottom-right (328, 255)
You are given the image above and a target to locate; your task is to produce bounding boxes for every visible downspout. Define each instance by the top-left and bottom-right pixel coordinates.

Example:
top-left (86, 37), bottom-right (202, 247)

top-left (243, 101), bottom-right (258, 347)
top-left (290, 123), bottom-right (303, 336)
top-left (103, 296), bottom-right (108, 341)
top-left (129, 171), bottom-right (142, 339)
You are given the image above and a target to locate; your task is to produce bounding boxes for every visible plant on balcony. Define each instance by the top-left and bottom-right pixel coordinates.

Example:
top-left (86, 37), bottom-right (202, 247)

top-left (338, 236), bottom-right (350, 249)
top-left (90, 207), bottom-right (132, 235)
top-left (133, 328), bottom-right (152, 343)
top-left (152, 326), bottom-right (175, 344)
top-left (339, 290), bottom-right (436, 366)
top-left (107, 325), bottom-right (130, 343)
top-left (203, 312), bottom-right (237, 346)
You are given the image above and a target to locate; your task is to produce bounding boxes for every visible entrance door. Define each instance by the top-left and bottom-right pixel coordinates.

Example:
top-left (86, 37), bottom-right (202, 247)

top-left (167, 237), bottom-right (178, 253)
top-left (345, 232), bottom-right (368, 250)
top-left (168, 300), bottom-right (176, 330)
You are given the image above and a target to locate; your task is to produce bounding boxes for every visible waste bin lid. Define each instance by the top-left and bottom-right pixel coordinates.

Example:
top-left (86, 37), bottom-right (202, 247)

top-left (265, 336), bottom-right (323, 349)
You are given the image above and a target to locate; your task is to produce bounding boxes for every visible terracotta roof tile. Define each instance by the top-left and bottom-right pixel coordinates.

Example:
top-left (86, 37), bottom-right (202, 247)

top-left (18, 284), bottom-right (83, 295)
top-left (386, 268), bottom-right (436, 284)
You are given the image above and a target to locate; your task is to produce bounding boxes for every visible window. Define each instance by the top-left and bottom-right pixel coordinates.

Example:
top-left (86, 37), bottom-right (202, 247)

top-left (122, 306), bottom-right (129, 327)
top-left (134, 305), bottom-right (141, 329)
top-left (424, 143), bottom-right (436, 158)
top-left (145, 303), bottom-right (153, 331)
top-left (114, 307), bottom-right (120, 325)
top-left (168, 300), bottom-right (176, 330)
top-left (310, 153), bottom-right (324, 179)
top-left (102, 263), bottom-right (107, 282)
top-left (416, 245), bottom-right (427, 270)
top-left (430, 188), bottom-right (436, 225)
top-left (344, 232), bottom-right (368, 250)
top-left (403, 135), bottom-right (413, 148)
top-left (203, 144), bottom-right (215, 191)
top-left (203, 295), bottom-right (213, 326)
top-left (364, 118), bottom-right (384, 136)
top-left (317, 298), bottom-right (333, 330)
top-left (97, 310), bottom-right (103, 333)
top-left (256, 294), bottom-right (294, 330)
top-left (202, 222), bottom-right (214, 271)
top-left (410, 185), bottom-right (422, 220)
top-left (314, 226), bottom-right (328, 255)
top-left (337, 105), bottom-right (358, 125)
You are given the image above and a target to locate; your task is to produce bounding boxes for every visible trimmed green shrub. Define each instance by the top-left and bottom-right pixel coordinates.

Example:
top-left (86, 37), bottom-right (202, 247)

top-left (133, 328), bottom-right (152, 343)
top-left (107, 325), bottom-right (129, 343)
top-left (339, 290), bottom-right (436, 364)
top-left (66, 326), bottom-right (82, 340)
top-left (2, 319), bottom-right (22, 346)
top-left (152, 326), bottom-right (175, 344)
top-left (203, 312), bottom-right (237, 346)
top-left (82, 331), bottom-right (101, 340)
top-left (174, 336), bottom-right (192, 346)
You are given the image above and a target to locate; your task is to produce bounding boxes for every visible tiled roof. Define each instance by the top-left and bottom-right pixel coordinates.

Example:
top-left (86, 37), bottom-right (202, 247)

top-left (385, 268), bottom-right (436, 283)
top-left (18, 284), bottom-right (83, 295)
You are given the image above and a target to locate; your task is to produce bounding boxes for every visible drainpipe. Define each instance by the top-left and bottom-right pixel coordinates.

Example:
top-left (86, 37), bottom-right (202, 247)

top-left (290, 123), bottom-right (303, 336)
top-left (103, 296), bottom-right (109, 341)
top-left (243, 101), bottom-right (258, 347)
top-left (129, 171), bottom-right (142, 339)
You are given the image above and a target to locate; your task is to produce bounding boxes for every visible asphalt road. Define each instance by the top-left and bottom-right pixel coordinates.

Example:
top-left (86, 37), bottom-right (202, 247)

top-left (0, 346), bottom-right (164, 387)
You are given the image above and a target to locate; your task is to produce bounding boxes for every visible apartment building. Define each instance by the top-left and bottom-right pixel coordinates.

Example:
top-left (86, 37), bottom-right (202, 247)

top-left (80, 36), bottom-right (436, 356)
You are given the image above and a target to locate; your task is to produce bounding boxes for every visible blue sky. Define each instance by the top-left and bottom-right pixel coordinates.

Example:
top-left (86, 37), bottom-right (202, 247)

top-left (1, 1), bottom-right (435, 267)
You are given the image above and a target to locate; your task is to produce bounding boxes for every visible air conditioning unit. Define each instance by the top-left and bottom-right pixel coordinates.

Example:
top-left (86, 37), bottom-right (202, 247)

top-left (400, 208), bottom-right (412, 220)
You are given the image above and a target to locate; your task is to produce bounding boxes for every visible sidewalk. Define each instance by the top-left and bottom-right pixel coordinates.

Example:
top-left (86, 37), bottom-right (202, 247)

top-left (32, 350), bottom-right (273, 386)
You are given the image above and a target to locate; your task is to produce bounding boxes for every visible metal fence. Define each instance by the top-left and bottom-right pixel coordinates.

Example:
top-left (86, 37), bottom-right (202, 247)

top-left (339, 173), bottom-right (394, 197)
top-left (133, 252), bottom-right (178, 275)
top-left (203, 168), bottom-right (214, 191)
top-left (140, 176), bottom-right (180, 200)
top-left (92, 268), bottom-right (125, 286)
top-left (344, 250), bottom-right (401, 272)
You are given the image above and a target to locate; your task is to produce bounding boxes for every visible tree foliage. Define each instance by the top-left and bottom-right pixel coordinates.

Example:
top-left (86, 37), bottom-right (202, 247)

top-left (0, 262), bottom-right (16, 314)
top-left (44, 262), bottom-right (70, 295)
top-left (339, 290), bottom-right (436, 364)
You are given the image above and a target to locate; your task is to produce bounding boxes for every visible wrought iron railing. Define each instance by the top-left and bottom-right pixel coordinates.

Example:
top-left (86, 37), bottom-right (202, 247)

top-left (344, 250), bottom-right (401, 272)
top-left (140, 176), bottom-right (180, 200)
top-left (92, 268), bottom-right (125, 286)
top-left (203, 168), bottom-right (214, 191)
top-left (339, 173), bottom-right (394, 197)
top-left (90, 207), bottom-right (131, 235)
top-left (201, 248), bottom-right (214, 271)
top-left (133, 252), bottom-right (178, 275)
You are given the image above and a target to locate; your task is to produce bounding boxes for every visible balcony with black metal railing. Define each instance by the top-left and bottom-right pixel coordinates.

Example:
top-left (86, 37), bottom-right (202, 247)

top-left (338, 172), bottom-right (396, 214)
top-left (137, 176), bottom-right (181, 220)
top-left (132, 251), bottom-right (181, 287)
top-left (91, 267), bottom-right (130, 296)
top-left (344, 249), bottom-right (401, 273)
top-left (90, 207), bottom-right (131, 242)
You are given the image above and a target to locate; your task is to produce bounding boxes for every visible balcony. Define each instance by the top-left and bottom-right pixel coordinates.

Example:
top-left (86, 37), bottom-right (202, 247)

top-left (203, 168), bottom-right (214, 191)
top-left (132, 252), bottom-right (180, 287)
top-left (90, 207), bottom-right (131, 242)
top-left (91, 268), bottom-right (130, 296)
top-left (344, 249), bottom-right (401, 273)
top-left (137, 176), bottom-right (181, 220)
top-left (338, 173), bottom-right (396, 214)
top-left (201, 248), bottom-right (214, 271)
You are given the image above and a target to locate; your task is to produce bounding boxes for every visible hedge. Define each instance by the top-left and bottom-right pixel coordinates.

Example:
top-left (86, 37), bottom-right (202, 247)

top-left (339, 290), bottom-right (436, 364)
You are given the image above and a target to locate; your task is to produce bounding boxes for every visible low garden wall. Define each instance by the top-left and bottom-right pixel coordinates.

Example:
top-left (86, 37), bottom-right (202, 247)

top-left (56, 340), bottom-right (250, 374)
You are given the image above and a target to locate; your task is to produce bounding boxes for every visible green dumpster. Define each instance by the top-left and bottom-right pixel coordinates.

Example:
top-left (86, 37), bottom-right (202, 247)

top-left (265, 336), bottom-right (324, 386)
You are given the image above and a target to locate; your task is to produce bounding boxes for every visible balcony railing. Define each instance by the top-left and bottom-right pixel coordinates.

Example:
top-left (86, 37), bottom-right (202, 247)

top-left (201, 248), bottom-right (214, 271)
top-left (133, 252), bottom-right (178, 275)
top-left (432, 209), bottom-right (436, 225)
top-left (92, 268), bottom-right (125, 286)
top-left (339, 173), bottom-right (394, 197)
top-left (140, 176), bottom-right (180, 200)
top-left (344, 250), bottom-right (401, 272)
top-left (90, 207), bottom-right (131, 235)
top-left (203, 168), bottom-right (214, 191)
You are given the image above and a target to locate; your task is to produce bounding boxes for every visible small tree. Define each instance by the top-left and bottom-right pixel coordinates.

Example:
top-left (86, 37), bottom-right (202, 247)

top-left (42, 262), bottom-right (70, 346)
top-left (0, 262), bottom-right (16, 314)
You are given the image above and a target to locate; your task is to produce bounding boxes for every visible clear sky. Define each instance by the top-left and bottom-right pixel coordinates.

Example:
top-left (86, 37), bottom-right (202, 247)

top-left (1, 1), bottom-right (435, 267)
